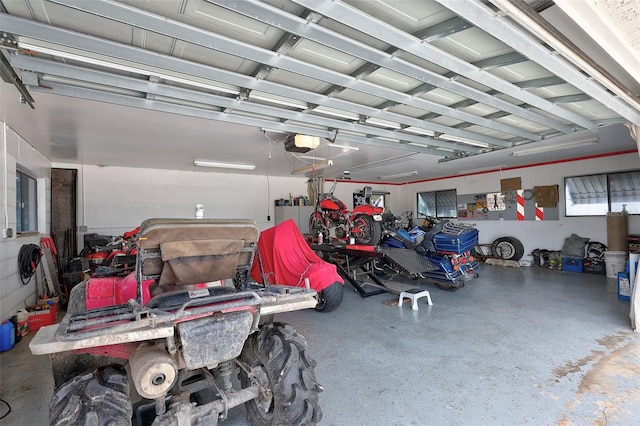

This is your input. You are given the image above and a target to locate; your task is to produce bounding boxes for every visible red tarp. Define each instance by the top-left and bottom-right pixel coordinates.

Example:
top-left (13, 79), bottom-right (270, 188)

top-left (250, 219), bottom-right (343, 292)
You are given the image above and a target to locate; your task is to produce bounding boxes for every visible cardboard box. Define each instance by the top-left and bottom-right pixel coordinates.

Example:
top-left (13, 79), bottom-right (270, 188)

top-left (500, 177), bottom-right (521, 192)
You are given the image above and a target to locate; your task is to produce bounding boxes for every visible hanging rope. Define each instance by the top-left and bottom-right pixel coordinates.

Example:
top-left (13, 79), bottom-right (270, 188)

top-left (18, 244), bottom-right (41, 285)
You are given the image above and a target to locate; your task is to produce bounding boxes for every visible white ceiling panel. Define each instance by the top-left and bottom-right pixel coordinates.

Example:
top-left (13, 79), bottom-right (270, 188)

top-left (287, 39), bottom-right (365, 74)
top-left (264, 68), bottom-right (334, 94)
top-left (488, 62), bottom-right (555, 84)
top-left (420, 88), bottom-right (467, 107)
top-left (431, 27), bottom-right (512, 62)
top-left (344, 0), bottom-right (455, 33)
top-left (184, 0), bottom-right (283, 48)
top-left (364, 67), bottom-right (423, 93)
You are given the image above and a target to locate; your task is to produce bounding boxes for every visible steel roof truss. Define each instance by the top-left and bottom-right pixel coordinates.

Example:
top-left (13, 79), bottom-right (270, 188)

top-left (1, 13), bottom-right (510, 148)
top-left (50, 0), bottom-right (538, 141)
top-left (291, 0), bottom-right (597, 131)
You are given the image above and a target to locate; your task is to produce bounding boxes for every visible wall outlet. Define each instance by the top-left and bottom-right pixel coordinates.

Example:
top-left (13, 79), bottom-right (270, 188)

top-left (3, 228), bottom-right (14, 238)
top-left (79, 225), bottom-right (88, 232)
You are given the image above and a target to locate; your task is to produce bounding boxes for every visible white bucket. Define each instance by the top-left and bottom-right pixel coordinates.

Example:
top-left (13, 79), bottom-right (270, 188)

top-left (604, 251), bottom-right (627, 278)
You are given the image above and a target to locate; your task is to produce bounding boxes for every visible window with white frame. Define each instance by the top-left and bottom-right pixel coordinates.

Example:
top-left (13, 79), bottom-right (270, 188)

top-left (565, 170), bottom-right (640, 216)
top-left (16, 168), bottom-right (38, 233)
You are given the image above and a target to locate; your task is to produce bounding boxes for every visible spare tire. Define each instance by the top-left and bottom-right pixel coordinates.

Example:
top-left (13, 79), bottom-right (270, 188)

top-left (491, 237), bottom-right (525, 261)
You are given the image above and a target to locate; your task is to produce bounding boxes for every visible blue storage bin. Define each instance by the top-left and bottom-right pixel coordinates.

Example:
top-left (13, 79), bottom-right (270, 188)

top-left (562, 257), bottom-right (583, 273)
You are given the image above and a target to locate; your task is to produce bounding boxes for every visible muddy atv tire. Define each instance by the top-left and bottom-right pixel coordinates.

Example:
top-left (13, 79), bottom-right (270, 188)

top-left (50, 365), bottom-right (132, 426)
top-left (239, 322), bottom-right (322, 426)
top-left (315, 281), bottom-right (343, 312)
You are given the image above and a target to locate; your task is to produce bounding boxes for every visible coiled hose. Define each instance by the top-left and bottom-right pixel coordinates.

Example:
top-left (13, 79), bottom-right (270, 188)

top-left (18, 244), bottom-right (42, 285)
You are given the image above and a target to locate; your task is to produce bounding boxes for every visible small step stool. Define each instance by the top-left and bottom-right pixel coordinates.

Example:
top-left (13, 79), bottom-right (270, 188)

top-left (398, 288), bottom-right (433, 311)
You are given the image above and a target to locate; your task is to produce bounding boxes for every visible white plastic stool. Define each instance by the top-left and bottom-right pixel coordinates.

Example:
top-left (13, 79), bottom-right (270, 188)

top-left (398, 289), bottom-right (433, 311)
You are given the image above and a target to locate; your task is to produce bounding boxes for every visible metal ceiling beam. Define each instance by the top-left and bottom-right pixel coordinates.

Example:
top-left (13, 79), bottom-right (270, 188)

top-left (0, 48), bottom-right (34, 108)
top-left (31, 81), bottom-right (453, 157)
top-left (438, 0), bottom-right (640, 126)
top-left (1, 14), bottom-right (510, 149)
top-left (513, 76), bottom-right (565, 89)
top-left (391, 52), bottom-right (530, 117)
top-left (50, 0), bottom-right (534, 142)
top-left (321, 17), bottom-right (468, 107)
top-left (12, 54), bottom-right (464, 155)
top-left (412, 16), bottom-right (473, 42)
top-left (291, 0), bottom-right (597, 132)
top-left (547, 94), bottom-right (591, 104)
top-left (207, 0), bottom-right (570, 136)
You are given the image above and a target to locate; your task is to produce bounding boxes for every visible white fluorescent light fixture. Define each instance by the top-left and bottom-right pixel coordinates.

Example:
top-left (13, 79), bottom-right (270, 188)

top-left (261, 128), bottom-right (287, 134)
top-left (299, 155), bottom-right (326, 161)
top-left (194, 160), bottom-right (256, 170)
top-left (313, 106), bottom-right (360, 120)
top-left (365, 117), bottom-right (402, 129)
top-left (511, 137), bottom-right (598, 157)
top-left (379, 171), bottom-right (418, 180)
top-left (439, 134), bottom-right (490, 148)
top-left (248, 91), bottom-right (307, 109)
top-left (456, 165), bottom-right (507, 174)
top-left (291, 160), bottom-right (333, 175)
top-left (403, 127), bottom-right (436, 136)
top-left (19, 40), bottom-right (239, 95)
top-left (328, 143), bottom-right (359, 151)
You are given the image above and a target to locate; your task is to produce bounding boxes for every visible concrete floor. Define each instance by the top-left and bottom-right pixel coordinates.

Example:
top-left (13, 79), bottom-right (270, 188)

top-left (1, 264), bottom-right (639, 425)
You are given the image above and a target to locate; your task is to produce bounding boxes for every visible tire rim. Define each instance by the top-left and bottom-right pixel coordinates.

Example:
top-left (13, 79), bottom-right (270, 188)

top-left (496, 242), bottom-right (515, 259)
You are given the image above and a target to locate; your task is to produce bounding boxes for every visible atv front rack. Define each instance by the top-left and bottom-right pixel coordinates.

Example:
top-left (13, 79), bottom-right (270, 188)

top-left (30, 285), bottom-right (317, 355)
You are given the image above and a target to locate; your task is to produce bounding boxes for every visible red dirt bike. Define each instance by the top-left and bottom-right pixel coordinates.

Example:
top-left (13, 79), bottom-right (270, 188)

top-left (309, 181), bottom-right (383, 246)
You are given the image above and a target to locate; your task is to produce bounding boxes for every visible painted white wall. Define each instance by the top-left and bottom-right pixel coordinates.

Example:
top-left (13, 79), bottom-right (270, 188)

top-left (404, 152), bottom-right (640, 262)
top-left (52, 163), bottom-right (312, 243)
top-left (1, 122), bottom-right (51, 318)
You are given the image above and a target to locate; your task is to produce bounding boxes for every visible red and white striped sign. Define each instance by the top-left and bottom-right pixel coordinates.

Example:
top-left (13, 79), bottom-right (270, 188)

top-left (535, 204), bottom-right (544, 221)
top-left (516, 190), bottom-right (525, 221)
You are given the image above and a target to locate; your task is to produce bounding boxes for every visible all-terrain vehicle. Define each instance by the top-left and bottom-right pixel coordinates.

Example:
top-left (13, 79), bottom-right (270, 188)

top-left (30, 218), bottom-right (322, 425)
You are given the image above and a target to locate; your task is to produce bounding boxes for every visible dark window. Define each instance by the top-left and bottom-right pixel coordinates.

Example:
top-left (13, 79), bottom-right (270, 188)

top-left (565, 170), bottom-right (639, 216)
top-left (417, 189), bottom-right (457, 219)
top-left (16, 169), bottom-right (38, 233)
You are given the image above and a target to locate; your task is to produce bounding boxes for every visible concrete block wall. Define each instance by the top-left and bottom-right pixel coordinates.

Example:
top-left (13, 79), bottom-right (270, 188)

top-left (1, 122), bottom-right (51, 319)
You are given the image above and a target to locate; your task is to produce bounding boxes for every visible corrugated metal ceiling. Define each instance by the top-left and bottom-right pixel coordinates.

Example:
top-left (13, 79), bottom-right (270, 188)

top-left (0, 0), bottom-right (638, 180)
